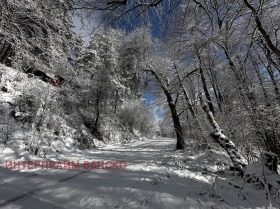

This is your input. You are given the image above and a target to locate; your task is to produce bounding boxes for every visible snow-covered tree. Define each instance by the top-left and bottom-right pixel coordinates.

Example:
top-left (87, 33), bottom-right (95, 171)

top-left (119, 98), bottom-right (158, 137)
top-left (0, 0), bottom-right (77, 72)
top-left (118, 27), bottom-right (152, 97)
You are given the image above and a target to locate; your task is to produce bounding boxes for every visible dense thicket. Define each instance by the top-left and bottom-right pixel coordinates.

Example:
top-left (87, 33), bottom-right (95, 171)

top-left (0, 0), bottom-right (78, 72)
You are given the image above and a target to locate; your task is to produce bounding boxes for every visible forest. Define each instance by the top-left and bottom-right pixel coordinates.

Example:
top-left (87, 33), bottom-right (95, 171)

top-left (0, 0), bottom-right (280, 208)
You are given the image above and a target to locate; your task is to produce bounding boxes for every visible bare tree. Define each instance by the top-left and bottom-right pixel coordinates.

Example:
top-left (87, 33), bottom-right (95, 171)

top-left (145, 66), bottom-right (185, 150)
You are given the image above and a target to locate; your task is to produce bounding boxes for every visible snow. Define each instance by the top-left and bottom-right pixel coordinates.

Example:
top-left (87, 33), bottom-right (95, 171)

top-left (0, 64), bottom-right (279, 208)
top-left (0, 63), bottom-right (139, 157)
top-left (0, 138), bottom-right (278, 209)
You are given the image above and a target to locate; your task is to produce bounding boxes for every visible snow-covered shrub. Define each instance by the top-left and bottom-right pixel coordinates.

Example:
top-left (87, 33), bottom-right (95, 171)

top-left (119, 99), bottom-right (158, 137)
top-left (12, 95), bottom-right (39, 124)
top-left (99, 116), bottom-right (138, 144)
top-left (244, 152), bottom-right (280, 196)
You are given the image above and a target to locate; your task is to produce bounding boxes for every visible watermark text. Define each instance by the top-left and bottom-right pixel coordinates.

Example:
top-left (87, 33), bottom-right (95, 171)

top-left (5, 160), bottom-right (127, 170)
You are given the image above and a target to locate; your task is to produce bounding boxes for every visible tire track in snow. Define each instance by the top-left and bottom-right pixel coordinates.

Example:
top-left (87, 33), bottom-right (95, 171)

top-left (116, 139), bottom-right (170, 208)
top-left (0, 170), bottom-right (87, 207)
top-left (0, 174), bottom-right (39, 186)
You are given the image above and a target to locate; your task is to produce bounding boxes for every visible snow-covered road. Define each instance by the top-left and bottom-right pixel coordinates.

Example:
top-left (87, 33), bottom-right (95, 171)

top-left (0, 138), bottom-right (275, 209)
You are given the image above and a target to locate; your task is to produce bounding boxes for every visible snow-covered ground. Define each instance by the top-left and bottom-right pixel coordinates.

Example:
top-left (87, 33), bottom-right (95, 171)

top-left (0, 137), bottom-right (277, 209)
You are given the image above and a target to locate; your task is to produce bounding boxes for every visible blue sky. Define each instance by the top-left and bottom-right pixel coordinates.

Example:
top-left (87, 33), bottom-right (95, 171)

top-left (144, 93), bottom-right (164, 121)
top-left (72, 7), bottom-right (165, 42)
top-left (114, 8), bottom-right (165, 38)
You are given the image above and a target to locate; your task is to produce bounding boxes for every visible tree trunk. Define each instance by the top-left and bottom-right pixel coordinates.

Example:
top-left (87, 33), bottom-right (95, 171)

top-left (252, 56), bottom-right (269, 105)
top-left (163, 87), bottom-right (185, 150)
top-left (243, 0), bottom-right (280, 58)
top-left (265, 64), bottom-right (280, 103)
top-left (199, 94), bottom-right (247, 174)
top-left (114, 90), bottom-right (119, 114)
top-left (174, 64), bottom-right (202, 131)
top-left (147, 69), bottom-right (185, 150)
top-left (205, 66), bottom-right (224, 112)
top-left (94, 92), bottom-right (101, 128)
top-left (260, 39), bottom-right (280, 76)
top-left (168, 102), bottom-right (185, 149)
top-left (0, 39), bottom-right (14, 66)
top-left (197, 54), bottom-right (215, 115)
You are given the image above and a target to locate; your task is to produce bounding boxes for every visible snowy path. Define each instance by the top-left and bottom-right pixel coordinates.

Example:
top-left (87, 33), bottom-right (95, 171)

top-left (0, 138), bottom-right (275, 209)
